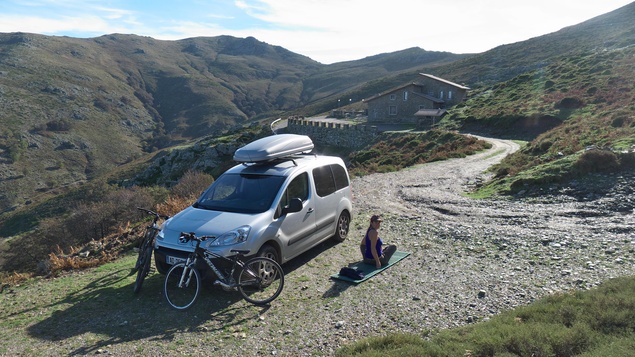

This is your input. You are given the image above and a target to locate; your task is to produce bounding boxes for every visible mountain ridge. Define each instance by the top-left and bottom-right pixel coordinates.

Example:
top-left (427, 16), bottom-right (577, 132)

top-left (0, 1), bottom-right (634, 217)
top-left (0, 32), bottom-right (469, 213)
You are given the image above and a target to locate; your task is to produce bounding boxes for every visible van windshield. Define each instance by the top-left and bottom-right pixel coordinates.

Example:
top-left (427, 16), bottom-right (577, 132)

top-left (194, 173), bottom-right (285, 213)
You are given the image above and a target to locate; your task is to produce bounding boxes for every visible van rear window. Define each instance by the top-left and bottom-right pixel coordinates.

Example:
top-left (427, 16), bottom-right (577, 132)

top-left (312, 164), bottom-right (349, 197)
top-left (331, 164), bottom-right (350, 191)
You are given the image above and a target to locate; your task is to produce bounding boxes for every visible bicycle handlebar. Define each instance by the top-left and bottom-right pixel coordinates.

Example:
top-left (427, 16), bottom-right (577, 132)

top-left (137, 207), bottom-right (170, 220)
top-left (179, 232), bottom-right (215, 243)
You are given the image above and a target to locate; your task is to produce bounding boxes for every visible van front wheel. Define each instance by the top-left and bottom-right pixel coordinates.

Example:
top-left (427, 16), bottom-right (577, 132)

top-left (332, 211), bottom-right (350, 242)
top-left (257, 244), bottom-right (280, 265)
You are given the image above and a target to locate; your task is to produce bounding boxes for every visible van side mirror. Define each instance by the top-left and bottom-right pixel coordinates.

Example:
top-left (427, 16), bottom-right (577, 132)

top-left (283, 198), bottom-right (303, 215)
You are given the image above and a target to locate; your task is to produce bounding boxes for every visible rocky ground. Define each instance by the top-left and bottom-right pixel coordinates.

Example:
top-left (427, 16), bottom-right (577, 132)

top-left (351, 136), bottom-right (634, 322)
top-left (4, 136), bottom-right (634, 356)
top-left (229, 136), bottom-right (634, 355)
top-left (283, 136), bottom-right (635, 355)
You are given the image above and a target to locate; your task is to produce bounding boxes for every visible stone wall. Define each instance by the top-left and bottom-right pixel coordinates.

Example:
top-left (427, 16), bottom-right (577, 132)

top-left (286, 118), bottom-right (379, 150)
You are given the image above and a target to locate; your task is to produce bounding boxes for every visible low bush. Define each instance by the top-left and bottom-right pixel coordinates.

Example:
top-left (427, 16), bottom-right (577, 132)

top-left (1, 168), bottom-right (215, 275)
top-left (572, 149), bottom-right (620, 174)
top-left (348, 130), bottom-right (491, 176)
top-left (169, 170), bottom-right (214, 198)
top-left (619, 152), bottom-right (635, 169)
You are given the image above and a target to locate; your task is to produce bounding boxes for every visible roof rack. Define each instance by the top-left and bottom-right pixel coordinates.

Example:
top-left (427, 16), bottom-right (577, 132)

top-left (233, 134), bottom-right (314, 164)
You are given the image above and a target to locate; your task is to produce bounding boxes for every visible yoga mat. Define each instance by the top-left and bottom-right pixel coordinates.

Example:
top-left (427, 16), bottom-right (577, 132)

top-left (331, 251), bottom-right (411, 284)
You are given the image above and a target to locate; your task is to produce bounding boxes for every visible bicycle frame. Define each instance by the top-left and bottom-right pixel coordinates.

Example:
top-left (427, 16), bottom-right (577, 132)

top-left (137, 208), bottom-right (168, 243)
top-left (165, 232), bottom-right (284, 309)
top-left (133, 207), bottom-right (170, 294)
top-left (180, 239), bottom-right (252, 290)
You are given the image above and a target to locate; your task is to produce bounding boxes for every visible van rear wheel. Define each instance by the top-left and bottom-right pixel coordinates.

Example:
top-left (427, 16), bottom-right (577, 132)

top-left (332, 211), bottom-right (350, 242)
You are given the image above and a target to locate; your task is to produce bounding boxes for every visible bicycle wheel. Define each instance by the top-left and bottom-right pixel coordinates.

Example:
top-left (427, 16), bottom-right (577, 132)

top-left (164, 263), bottom-right (201, 310)
top-left (133, 243), bottom-right (153, 294)
top-left (238, 257), bottom-right (284, 305)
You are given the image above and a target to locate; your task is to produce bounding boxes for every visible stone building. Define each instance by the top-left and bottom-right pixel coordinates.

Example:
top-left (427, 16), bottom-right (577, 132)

top-left (364, 73), bottom-right (470, 126)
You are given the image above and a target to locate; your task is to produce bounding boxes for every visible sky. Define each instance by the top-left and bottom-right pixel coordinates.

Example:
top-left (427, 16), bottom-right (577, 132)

top-left (0, 0), bottom-right (632, 64)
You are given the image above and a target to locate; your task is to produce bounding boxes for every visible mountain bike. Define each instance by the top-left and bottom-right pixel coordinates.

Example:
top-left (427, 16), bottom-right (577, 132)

top-left (132, 207), bottom-right (169, 294)
top-left (163, 232), bottom-right (284, 310)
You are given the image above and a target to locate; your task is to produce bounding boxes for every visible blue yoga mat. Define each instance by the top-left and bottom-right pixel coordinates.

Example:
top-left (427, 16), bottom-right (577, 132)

top-left (331, 251), bottom-right (411, 284)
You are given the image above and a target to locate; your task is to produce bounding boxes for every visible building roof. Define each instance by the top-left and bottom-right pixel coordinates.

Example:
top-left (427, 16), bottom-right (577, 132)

top-left (410, 91), bottom-right (444, 104)
top-left (419, 73), bottom-right (470, 90)
top-left (414, 108), bottom-right (447, 117)
top-left (362, 82), bottom-right (423, 103)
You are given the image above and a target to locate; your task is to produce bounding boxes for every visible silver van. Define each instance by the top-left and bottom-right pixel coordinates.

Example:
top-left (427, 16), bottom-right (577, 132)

top-left (154, 134), bottom-right (353, 274)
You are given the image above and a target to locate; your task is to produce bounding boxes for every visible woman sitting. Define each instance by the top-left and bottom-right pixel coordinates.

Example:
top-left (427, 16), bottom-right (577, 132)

top-left (359, 215), bottom-right (396, 268)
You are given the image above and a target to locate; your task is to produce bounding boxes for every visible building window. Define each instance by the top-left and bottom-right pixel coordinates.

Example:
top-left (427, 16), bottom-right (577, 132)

top-left (440, 91), bottom-right (444, 100)
top-left (389, 105), bottom-right (397, 115)
top-left (419, 105), bottom-right (426, 110)
top-left (448, 90), bottom-right (453, 100)
top-left (403, 91), bottom-right (408, 101)
top-left (389, 94), bottom-right (396, 100)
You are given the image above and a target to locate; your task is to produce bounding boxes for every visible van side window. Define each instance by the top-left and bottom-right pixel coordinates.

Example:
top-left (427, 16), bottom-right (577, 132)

top-left (314, 164), bottom-right (348, 197)
top-left (287, 173), bottom-right (309, 202)
top-left (278, 172), bottom-right (309, 211)
top-left (331, 164), bottom-right (349, 190)
top-left (312, 165), bottom-right (336, 197)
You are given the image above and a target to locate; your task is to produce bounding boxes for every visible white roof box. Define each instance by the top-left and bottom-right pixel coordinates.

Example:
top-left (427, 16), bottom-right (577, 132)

top-left (233, 134), bottom-right (314, 163)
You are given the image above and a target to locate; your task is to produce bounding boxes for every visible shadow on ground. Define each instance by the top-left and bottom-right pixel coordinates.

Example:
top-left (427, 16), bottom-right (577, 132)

top-left (25, 265), bottom-right (268, 355)
top-left (24, 238), bottom-right (355, 355)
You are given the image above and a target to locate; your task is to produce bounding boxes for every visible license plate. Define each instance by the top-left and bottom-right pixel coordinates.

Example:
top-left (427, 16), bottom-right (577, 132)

top-left (166, 255), bottom-right (186, 265)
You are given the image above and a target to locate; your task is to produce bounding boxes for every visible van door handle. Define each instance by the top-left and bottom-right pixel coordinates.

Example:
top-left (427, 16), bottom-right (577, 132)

top-left (307, 208), bottom-right (314, 213)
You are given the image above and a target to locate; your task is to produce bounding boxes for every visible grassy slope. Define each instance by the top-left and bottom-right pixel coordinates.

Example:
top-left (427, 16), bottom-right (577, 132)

top-left (1, 3), bottom-right (634, 220)
top-left (444, 46), bottom-right (635, 196)
top-left (337, 276), bottom-right (635, 356)
top-left (0, 33), bottom-right (468, 216)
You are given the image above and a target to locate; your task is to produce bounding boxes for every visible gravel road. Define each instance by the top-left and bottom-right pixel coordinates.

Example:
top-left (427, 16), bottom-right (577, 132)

top-left (274, 135), bottom-right (635, 356)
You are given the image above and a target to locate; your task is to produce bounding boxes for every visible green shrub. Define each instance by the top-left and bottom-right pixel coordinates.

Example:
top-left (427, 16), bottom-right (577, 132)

top-left (170, 170), bottom-right (214, 198)
top-left (573, 149), bottom-right (620, 174)
top-left (618, 152), bottom-right (635, 169)
top-left (348, 131), bottom-right (490, 176)
top-left (611, 117), bottom-right (626, 128)
top-left (46, 119), bottom-right (73, 132)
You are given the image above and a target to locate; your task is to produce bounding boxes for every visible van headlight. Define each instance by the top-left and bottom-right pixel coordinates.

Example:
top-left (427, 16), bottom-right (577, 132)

top-left (206, 225), bottom-right (251, 247)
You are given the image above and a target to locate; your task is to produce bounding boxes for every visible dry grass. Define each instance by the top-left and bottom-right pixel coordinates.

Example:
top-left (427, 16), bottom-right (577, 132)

top-left (155, 194), bottom-right (197, 217)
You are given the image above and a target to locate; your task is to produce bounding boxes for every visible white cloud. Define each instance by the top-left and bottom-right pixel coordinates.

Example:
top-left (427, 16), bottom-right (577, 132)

top-left (0, 0), bottom-right (631, 64)
top-left (218, 0), bottom-right (634, 63)
top-left (0, 14), bottom-right (109, 34)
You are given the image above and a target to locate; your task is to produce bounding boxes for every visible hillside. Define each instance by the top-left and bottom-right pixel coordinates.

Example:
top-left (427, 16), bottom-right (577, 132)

top-left (316, 1), bottom-right (635, 113)
top-left (448, 46), bottom-right (635, 198)
top-left (1, 2), bottom-right (635, 235)
top-left (432, 1), bottom-right (635, 87)
top-left (0, 33), bottom-right (467, 214)
top-left (441, 3), bottom-right (635, 195)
